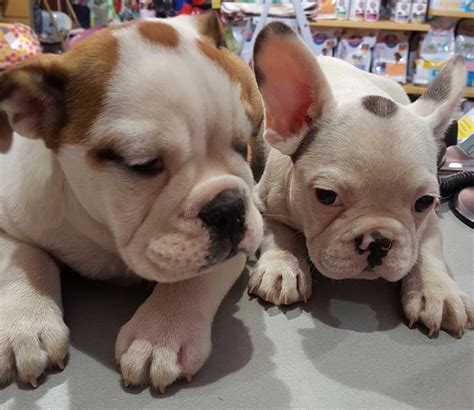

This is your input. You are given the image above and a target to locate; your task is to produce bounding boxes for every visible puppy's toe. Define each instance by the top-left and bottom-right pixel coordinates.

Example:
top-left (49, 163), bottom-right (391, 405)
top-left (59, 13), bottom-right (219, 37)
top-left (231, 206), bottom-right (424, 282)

top-left (149, 347), bottom-right (182, 391)
top-left (402, 284), bottom-right (472, 337)
top-left (0, 303), bottom-right (69, 387)
top-left (249, 252), bottom-right (311, 306)
top-left (118, 340), bottom-right (153, 386)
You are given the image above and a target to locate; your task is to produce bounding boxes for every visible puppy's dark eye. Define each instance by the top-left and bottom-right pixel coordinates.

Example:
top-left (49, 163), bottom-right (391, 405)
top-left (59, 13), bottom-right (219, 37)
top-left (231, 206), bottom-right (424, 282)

top-left (233, 142), bottom-right (248, 160)
top-left (128, 158), bottom-right (164, 176)
top-left (414, 195), bottom-right (435, 212)
top-left (315, 188), bottom-right (341, 206)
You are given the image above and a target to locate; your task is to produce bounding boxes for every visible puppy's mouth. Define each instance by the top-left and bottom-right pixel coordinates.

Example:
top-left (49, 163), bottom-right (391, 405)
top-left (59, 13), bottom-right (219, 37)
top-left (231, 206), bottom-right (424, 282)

top-left (201, 231), bottom-right (245, 271)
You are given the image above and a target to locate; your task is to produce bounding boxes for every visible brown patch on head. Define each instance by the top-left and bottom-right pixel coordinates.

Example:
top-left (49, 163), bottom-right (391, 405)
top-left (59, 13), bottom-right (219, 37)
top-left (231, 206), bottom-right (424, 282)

top-left (137, 21), bottom-right (179, 48)
top-left (59, 29), bottom-right (119, 146)
top-left (197, 39), bottom-right (264, 143)
top-left (362, 95), bottom-right (398, 118)
top-left (194, 11), bottom-right (225, 48)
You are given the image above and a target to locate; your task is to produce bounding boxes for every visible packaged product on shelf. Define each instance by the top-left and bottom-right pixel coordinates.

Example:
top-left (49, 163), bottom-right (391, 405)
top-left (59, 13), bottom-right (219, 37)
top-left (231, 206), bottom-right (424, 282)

top-left (336, 29), bottom-right (377, 71)
top-left (336, 0), bottom-right (351, 19)
top-left (317, 0), bottom-right (337, 19)
top-left (413, 27), bottom-right (456, 85)
top-left (311, 29), bottom-right (339, 56)
top-left (429, 0), bottom-right (474, 14)
top-left (456, 35), bottom-right (474, 86)
top-left (372, 31), bottom-right (410, 83)
top-left (365, 0), bottom-right (381, 21)
top-left (410, 0), bottom-right (428, 23)
top-left (349, 0), bottom-right (366, 20)
top-left (457, 19), bottom-right (474, 87)
top-left (390, 0), bottom-right (411, 23)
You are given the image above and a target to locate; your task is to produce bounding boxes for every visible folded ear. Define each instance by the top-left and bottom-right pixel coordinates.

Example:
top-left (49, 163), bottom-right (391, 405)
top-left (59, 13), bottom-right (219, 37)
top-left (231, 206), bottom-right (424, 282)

top-left (0, 55), bottom-right (67, 152)
top-left (253, 22), bottom-right (335, 156)
top-left (410, 55), bottom-right (467, 141)
top-left (0, 112), bottom-right (13, 153)
top-left (189, 11), bottom-right (225, 48)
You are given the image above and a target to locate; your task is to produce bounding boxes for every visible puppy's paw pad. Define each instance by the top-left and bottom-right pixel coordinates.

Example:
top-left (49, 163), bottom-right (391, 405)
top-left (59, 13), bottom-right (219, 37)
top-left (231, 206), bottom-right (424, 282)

top-left (249, 252), bottom-right (311, 306)
top-left (0, 303), bottom-right (69, 386)
top-left (116, 315), bottom-right (211, 391)
top-left (402, 284), bottom-right (473, 337)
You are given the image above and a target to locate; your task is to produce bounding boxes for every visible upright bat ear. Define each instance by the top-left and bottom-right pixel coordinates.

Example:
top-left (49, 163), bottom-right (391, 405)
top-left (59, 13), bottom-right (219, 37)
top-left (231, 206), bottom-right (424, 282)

top-left (0, 54), bottom-right (68, 153)
top-left (409, 55), bottom-right (467, 142)
top-left (253, 22), bottom-right (336, 157)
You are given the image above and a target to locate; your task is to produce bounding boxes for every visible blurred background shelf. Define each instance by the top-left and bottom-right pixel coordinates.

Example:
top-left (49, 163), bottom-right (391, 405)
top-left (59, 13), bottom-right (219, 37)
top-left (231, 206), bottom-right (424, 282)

top-left (403, 83), bottom-right (474, 98)
top-left (427, 10), bottom-right (474, 18)
top-left (310, 19), bottom-right (430, 31)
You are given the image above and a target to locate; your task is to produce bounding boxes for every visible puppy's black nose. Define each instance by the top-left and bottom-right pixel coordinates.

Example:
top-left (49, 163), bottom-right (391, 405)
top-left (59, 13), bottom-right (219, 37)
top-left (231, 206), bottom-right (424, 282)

top-left (355, 231), bottom-right (392, 269)
top-left (199, 189), bottom-right (246, 249)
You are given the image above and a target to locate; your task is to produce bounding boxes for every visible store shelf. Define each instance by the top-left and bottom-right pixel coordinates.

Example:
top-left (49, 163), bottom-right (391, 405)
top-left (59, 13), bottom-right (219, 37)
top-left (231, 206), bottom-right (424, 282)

top-left (309, 19), bottom-right (430, 31)
top-left (428, 9), bottom-right (474, 18)
top-left (403, 83), bottom-right (474, 98)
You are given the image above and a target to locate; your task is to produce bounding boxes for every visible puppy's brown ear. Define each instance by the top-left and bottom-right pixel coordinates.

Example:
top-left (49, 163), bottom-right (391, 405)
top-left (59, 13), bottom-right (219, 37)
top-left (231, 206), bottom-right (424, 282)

top-left (0, 55), bottom-right (67, 151)
top-left (192, 11), bottom-right (225, 48)
top-left (0, 111), bottom-right (13, 153)
top-left (410, 55), bottom-right (466, 141)
top-left (253, 22), bottom-right (335, 156)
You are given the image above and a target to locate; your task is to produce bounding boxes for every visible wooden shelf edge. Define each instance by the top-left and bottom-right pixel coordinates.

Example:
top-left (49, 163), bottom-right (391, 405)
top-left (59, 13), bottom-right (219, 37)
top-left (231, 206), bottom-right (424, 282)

top-left (309, 19), bottom-right (430, 31)
top-left (403, 83), bottom-right (474, 98)
top-left (428, 9), bottom-right (474, 18)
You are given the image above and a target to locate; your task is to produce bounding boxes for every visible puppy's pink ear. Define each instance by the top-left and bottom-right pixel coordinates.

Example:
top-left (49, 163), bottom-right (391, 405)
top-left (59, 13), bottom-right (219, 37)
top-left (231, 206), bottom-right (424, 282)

top-left (410, 55), bottom-right (466, 141)
top-left (0, 55), bottom-right (67, 152)
top-left (253, 22), bottom-right (335, 156)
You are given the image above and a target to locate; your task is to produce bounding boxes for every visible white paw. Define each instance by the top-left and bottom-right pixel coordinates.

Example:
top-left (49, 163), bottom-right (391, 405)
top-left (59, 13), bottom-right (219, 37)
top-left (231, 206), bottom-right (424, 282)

top-left (249, 250), bottom-right (312, 305)
top-left (402, 277), bottom-right (473, 337)
top-left (0, 298), bottom-right (69, 387)
top-left (116, 305), bottom-right (212, 393)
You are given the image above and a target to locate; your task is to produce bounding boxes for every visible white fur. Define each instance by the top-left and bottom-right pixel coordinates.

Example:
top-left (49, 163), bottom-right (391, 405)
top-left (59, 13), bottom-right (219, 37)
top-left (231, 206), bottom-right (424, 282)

top-left (0, 15), bottom-right (263, 389)
top-left (250, 25), bottom-right (472, 336)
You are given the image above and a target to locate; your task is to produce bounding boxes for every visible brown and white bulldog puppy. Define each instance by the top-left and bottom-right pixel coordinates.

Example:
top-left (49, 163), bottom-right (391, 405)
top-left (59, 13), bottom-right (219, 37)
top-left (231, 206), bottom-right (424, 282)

top-left (0, 14), bottom-right (263, 391)
top-left (248, 22), bottom-right (473, 337)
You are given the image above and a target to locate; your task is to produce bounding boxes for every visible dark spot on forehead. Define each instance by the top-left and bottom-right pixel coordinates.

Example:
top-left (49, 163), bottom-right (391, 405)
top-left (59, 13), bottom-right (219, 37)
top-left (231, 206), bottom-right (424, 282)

top-left (362, 95), bottom-right (398, 117)
top-left (421, 69), bottom-right (451, 102)
top-left (291, 126), bottom-right (318, 163)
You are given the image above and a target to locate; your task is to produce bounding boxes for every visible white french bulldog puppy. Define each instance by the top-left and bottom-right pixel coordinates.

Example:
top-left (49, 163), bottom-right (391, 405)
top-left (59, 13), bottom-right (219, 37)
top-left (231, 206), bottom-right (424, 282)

top-left (0, 14), bottom-right (263, 391)
top-left (248, 22), bottom-right (473, 337)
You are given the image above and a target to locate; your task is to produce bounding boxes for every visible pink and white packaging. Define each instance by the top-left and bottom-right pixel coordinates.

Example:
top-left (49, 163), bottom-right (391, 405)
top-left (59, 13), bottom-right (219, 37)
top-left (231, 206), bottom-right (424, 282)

top-left (364, 0), bottom-right (381, 21)
top-left (349, 0), bottom-right (366, 21)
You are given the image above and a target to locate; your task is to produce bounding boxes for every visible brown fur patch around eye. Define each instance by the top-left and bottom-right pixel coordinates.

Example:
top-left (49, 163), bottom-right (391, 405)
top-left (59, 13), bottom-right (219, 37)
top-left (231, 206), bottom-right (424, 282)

top-left (362, 95), bottom-right (398, 117)
top-left (137, 21), bottom-right (179, 48)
